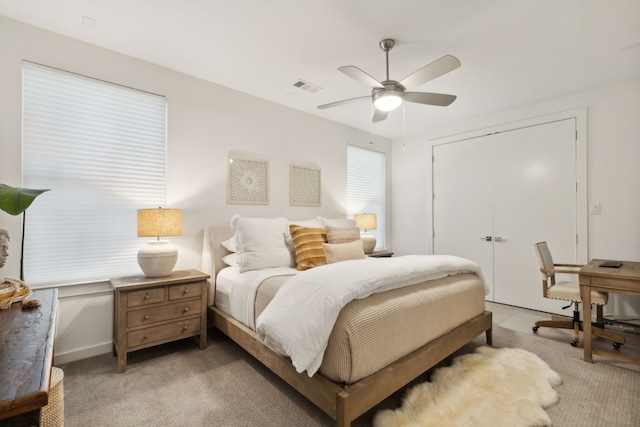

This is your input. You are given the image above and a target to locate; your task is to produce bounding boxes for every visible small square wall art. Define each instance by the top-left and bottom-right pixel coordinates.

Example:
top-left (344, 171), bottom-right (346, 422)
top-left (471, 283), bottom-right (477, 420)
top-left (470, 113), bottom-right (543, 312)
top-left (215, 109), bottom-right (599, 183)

top-left (290, 164), bottom-right (321, 206)
top-left (227, 157), bottom-right (269, 205)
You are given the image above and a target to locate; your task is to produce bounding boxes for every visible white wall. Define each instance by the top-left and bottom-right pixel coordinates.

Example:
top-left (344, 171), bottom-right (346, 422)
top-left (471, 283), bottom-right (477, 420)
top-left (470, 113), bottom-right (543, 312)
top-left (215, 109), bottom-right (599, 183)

top-left (392, 77), bottom-right (640, 317)
top-left (390, 136), bottom-right (431, 256)
top-left (0, 16), bottom-right (391, 363)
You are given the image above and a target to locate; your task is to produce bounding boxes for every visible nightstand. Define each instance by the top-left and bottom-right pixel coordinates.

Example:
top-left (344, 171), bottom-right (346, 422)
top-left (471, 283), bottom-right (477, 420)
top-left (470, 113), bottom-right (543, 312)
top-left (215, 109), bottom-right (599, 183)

top-left (111, 269), bottom-right (210, 373)
top-left (368, 250), bottom-right (394, 258)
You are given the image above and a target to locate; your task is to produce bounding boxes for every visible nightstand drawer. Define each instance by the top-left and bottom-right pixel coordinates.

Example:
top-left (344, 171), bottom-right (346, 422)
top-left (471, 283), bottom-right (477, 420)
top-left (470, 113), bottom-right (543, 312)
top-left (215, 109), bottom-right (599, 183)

top-left (127, 287), bottom-right (166, 307)
top-left (127, 300), bottom-right (202, 327)
top-left (169, 282), bottom-right (202, 300)
top-left (127, 318), bottom-right (201, 347)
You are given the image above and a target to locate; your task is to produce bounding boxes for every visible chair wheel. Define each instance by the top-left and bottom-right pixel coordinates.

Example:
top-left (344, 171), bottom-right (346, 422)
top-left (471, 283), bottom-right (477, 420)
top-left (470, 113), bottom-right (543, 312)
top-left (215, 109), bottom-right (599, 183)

top-left (571, 341), bottom-right (578, 347)
top-left (613, 342), bottom-right (622, 350)
top-left (532, 326), bottom-right (539, 333)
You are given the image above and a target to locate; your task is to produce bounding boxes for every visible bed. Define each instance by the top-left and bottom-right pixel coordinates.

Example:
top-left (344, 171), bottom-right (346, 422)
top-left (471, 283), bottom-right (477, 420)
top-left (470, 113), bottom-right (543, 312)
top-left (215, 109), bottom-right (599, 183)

top-left (203, 217), bottom-right (492, 427)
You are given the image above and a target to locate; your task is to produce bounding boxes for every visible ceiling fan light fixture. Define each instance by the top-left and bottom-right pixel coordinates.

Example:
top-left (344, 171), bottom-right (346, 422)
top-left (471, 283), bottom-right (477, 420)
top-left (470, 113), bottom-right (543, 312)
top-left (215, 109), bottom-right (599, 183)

top-left (373, 90), bottom-right (403, 112)
top-left (318, 39), bottom-right (460, 122)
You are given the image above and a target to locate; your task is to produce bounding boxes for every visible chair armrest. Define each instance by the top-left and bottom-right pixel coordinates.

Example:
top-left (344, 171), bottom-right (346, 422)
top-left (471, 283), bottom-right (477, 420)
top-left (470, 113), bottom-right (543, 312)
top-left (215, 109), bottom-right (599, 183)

top-left (554, 263), bottom-right (584, 268)
top-left (540, 267), bottom-right (580, 275)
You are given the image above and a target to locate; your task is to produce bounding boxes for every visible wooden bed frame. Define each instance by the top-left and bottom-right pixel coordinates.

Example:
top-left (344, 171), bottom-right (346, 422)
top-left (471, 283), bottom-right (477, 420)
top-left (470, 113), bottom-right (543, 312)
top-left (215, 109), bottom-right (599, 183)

top-left (208, 306), bottom-right (492, 426)
top-left (202, 225), bottom-right (493, 426)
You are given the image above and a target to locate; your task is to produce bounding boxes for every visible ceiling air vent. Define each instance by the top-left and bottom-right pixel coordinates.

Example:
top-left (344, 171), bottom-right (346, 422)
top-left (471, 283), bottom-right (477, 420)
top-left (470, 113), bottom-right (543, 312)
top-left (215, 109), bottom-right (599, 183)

top-left (292, 79), bottom-right (322, 94)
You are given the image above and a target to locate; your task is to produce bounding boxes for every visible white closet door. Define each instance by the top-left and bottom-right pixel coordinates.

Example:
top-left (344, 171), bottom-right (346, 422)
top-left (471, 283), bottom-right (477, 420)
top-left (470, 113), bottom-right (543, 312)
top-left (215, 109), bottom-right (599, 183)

top-left (433, 136), bottom-right (495, 300)
top-left (433, 119), bottom-right (577, 314)
top-left (492, 119), bottom-right (577, 312)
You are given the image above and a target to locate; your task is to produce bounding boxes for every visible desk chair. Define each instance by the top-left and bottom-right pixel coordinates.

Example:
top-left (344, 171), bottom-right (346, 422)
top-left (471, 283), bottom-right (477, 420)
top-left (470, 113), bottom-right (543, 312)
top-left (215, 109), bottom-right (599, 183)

top-left (533, 241), bottom-right (625, 348)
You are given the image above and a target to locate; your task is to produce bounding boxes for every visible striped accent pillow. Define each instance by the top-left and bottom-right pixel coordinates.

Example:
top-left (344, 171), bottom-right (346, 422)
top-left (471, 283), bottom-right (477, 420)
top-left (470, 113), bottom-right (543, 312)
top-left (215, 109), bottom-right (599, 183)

top-left (289, 225), bottom-right (327, 271)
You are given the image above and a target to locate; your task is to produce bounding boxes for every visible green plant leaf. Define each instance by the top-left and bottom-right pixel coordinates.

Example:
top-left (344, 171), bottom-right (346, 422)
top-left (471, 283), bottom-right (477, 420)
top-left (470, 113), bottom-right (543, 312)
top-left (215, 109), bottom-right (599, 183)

top-left (0, 184), bottom-right (50, 216)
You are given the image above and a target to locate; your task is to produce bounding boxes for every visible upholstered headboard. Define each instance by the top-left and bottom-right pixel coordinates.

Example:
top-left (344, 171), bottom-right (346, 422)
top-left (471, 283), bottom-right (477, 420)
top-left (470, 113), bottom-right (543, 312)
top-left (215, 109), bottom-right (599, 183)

top-left (202, 225), bottom-right (234, 305)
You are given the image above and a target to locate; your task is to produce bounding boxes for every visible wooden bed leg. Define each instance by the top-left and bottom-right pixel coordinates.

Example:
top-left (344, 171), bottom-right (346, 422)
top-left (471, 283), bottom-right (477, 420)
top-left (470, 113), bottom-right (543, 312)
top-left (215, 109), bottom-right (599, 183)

top-left (336, 389), bottom-right (351, 427)
top-left (486, 327), bottom-right (493, 346)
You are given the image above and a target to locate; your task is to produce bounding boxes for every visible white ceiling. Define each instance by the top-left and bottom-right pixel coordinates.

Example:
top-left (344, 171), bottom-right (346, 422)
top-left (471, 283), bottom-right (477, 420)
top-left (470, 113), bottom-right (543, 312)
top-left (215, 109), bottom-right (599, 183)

top-left (1, 0), bottom-right (639, 139)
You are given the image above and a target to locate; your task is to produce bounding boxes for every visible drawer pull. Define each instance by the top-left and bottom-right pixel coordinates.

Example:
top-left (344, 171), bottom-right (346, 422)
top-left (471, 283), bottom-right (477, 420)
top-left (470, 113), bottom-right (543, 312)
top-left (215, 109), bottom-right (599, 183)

top-left (143, 334), bottom-right (149, 339)
top-left (182, 325), bottom-right (188, 331)
top-left (144, 292), bottom-right (150, 300)
top-left (144, 315), bottom-right (150, 320)
top-left (183, 307), bottom-right (189, 313)
top-left (183, 286), bottom-right (189, 294)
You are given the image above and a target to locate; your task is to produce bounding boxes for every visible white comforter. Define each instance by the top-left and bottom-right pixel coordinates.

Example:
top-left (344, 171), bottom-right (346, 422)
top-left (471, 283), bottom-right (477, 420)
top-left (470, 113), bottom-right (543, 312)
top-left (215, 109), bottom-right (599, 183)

top-left (256, 254), bottom-right (486, 377)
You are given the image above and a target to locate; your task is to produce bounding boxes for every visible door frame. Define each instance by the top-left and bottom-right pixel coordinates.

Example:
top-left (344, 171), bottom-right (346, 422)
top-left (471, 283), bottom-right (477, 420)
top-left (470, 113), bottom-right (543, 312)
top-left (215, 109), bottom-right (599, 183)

top-left (429, 108), bottom-right (588, 263)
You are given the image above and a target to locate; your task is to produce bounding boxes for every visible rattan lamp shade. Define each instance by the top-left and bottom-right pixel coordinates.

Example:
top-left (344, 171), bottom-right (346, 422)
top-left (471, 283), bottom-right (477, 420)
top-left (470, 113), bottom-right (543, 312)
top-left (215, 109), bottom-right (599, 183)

top-left (137, 208), bottom-right (182, 277)
top-left (137, 208), bottom-right (182, 237)
top-left (353, 213), bottom-right (377, 254)
top-left (353, 213), bottom-right (377, 231)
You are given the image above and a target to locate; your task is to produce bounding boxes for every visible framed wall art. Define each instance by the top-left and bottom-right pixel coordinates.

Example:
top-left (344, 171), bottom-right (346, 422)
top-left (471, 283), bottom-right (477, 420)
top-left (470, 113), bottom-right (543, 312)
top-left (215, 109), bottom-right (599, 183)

top-left (289, 164), bottom-right (321, 206)
top-left (227, 157), bottom-right (269, 205)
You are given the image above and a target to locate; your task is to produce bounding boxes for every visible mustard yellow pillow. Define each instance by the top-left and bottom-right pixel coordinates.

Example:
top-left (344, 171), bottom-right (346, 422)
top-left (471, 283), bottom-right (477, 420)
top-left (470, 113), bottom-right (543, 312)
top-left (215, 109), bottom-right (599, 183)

top-left (323, 240), bottom-right (366, 264)
top-left (289, 225), bottom-right (327, 271)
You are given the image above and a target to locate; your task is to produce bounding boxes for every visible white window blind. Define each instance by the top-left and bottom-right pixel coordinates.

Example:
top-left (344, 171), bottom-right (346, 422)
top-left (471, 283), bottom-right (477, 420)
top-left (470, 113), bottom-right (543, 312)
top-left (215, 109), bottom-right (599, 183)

top-left (22, 62), bottom-right (167, 285)
top-left (347, 145), bottom-right (385, 249)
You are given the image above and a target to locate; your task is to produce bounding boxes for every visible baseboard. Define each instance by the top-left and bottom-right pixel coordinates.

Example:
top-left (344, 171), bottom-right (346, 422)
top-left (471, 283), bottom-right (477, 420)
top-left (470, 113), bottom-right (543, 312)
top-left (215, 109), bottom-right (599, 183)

top-left (54, 341), bottom-right (112, 365)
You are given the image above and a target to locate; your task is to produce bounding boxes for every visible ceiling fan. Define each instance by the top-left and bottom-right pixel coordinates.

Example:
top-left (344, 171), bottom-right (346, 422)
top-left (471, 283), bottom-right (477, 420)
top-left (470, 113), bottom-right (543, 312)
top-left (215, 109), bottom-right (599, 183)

top-left (318, 39), bottom-right (460, 122)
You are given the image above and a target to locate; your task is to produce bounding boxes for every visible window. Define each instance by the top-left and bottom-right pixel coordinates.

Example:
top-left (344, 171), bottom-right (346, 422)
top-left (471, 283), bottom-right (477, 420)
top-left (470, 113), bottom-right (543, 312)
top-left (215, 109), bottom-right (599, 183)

top-left (347, 145), bottom-right (385, 249)
top-left (22, 62), bottom-right (167, 285)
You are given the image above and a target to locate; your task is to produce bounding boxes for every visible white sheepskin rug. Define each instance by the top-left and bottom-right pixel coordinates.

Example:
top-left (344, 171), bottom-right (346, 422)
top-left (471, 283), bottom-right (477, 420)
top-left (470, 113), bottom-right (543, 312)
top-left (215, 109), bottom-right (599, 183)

top-left (373, 346), bottom-right (562, 427)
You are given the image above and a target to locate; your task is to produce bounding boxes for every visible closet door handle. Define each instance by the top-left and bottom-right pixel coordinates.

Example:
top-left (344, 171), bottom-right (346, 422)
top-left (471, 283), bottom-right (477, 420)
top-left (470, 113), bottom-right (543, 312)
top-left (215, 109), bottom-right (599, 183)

top-left (495, 236), bottom-right (505, 242)
top-left (481, 236), bottom-right (492, 241)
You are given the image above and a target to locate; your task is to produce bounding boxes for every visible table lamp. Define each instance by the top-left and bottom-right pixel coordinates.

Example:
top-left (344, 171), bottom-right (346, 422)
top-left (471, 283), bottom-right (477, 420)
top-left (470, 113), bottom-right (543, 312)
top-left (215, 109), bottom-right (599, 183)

top-left (137, 207), bottom-right (182, 277)
top-left (354, 213), bottom-right (377, 254)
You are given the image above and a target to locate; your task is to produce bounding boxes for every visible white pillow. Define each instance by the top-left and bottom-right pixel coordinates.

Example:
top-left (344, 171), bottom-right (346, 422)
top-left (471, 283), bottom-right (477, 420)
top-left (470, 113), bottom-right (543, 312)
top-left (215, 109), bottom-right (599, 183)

top-left (220, 236), bottom-right (237, 253)
top-left (230, 215), bottom-right (291, 273)
top-left (221, 253), bottom-right (239, 266)
top-left (317, 216), bottom-right (356, 228)
top-left (323, 239), bottom-right (366, 264)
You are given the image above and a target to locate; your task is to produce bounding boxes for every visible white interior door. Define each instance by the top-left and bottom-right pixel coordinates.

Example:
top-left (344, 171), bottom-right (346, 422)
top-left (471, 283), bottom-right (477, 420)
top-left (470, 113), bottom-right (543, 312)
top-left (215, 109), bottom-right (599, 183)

top-left (491, 119), bottom-right (577, 313)
top-left (433, 118), bottom-right (578, 314)
top-left (433, 136), bottom-right (495, 300)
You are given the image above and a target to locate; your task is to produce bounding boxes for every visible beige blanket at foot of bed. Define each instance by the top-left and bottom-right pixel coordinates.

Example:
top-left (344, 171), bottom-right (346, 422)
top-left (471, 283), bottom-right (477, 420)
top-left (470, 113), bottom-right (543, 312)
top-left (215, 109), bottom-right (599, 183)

top-left (252, 273), bottom-right (485, 383)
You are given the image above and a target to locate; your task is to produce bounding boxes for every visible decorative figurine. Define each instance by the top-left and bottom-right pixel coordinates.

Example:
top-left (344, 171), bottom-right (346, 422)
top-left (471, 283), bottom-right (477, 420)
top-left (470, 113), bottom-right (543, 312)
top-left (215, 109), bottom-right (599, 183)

top-left (0, 229), bottom-right (39, 309)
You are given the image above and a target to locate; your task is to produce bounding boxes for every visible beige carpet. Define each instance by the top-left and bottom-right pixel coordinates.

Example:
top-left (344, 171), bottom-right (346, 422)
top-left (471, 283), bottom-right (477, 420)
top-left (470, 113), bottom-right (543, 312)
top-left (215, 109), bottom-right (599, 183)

top-left (59, 323), bottom-right (640, 426)
top-left (500, 312), bottom-right (640, 355)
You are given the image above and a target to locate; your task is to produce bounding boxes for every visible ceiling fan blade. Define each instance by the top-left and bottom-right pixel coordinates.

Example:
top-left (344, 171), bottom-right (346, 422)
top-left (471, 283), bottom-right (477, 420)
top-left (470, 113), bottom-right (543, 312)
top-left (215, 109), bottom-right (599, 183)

top-left (372, 109), bottom-right (389, 123)
top-left (338, 66), bottom-right (384, 88)
top-left (404, 92), bottom-right (457, 107)
top-left (317, 95), bottom-right (370, 110)
top-left (399, 55), bottom-right (461, 89)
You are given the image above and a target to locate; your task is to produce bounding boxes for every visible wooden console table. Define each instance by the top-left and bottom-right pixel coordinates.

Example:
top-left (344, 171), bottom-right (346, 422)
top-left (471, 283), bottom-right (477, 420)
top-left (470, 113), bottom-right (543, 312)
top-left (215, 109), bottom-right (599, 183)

top-left (579, 259), bottom-right (640, 364)
top-left (0, 289), bottom-right (58, 425)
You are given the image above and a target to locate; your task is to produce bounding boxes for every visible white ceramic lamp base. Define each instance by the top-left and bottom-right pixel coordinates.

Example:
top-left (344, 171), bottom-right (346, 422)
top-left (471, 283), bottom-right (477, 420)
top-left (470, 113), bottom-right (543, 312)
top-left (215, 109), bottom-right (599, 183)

top-left (137, 240), bottom-right (178, 277)
top-left (360, 232), bottom-right (376, 254)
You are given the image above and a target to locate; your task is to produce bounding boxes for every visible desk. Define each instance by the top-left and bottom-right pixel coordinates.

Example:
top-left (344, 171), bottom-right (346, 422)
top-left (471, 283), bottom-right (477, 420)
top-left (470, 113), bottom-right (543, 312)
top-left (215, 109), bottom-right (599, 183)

top-left (579, 260), bottom-right (640, 364)
top-left (0, 289), bottom-right (58, 424)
